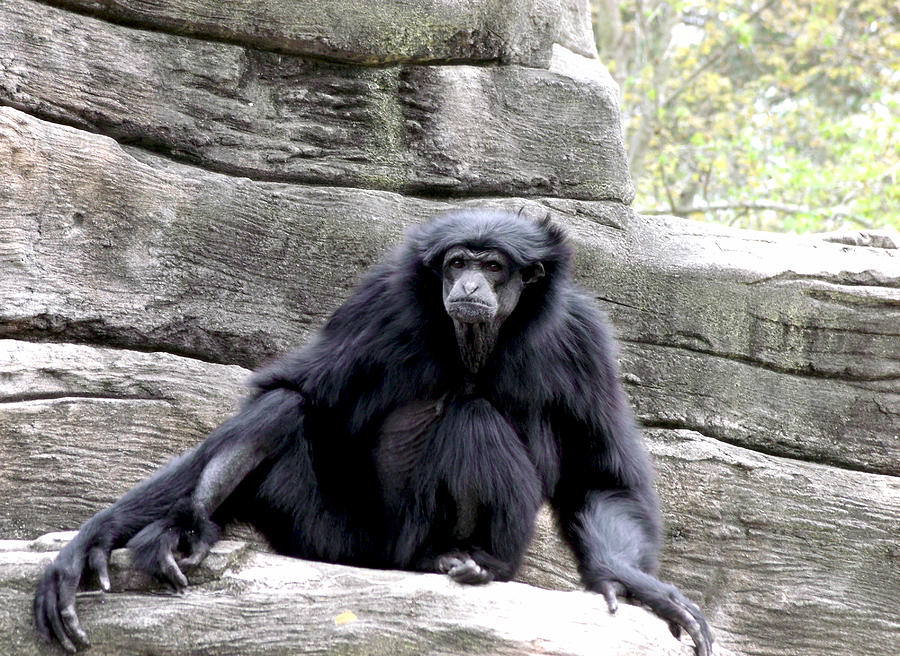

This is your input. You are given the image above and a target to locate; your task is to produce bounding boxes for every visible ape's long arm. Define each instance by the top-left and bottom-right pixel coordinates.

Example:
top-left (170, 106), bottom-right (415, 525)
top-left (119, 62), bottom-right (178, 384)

top-left (548, 310), bottom-right (713, 656)
top-left (34, 388), bottom-right (303, 652)
top-left (559, 488), bottom-right (712, 656)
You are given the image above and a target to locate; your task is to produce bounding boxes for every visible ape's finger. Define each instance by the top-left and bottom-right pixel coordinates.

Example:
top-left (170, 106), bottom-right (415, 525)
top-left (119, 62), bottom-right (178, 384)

top-left (53, 571), bottom-right (90, 650)
top-left (44, 585), bottom-right (77, 653)
top-left (664, 598), bottom-right (711, 656)
top-left (162, 551), bottom-right (189, 590)
top-left (668, 619), bottom-right (682, 639)
top-left (598, 581), bottom-right (619, 614)
top-left (177, 540), bottom-right (211, 569)
top-left (437, 555), bottom-right (465, 573)
top-left (683, 616), bottom-right (711, 656)
top-left (448, 558), bottom-right (492, 585)
top-left (671, 590), bottom-right (713, 653)
top-left (34, 585), bottom-right (52, 643)
top-left (61, 604), bottom-right (91, 648)
top-left (89, 546), bottom-right (111, 592)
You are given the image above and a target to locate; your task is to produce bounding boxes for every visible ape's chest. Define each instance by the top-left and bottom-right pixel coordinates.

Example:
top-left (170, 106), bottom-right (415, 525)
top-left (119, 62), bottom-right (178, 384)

top-left (375, 396), bottom-right (448, 482)
top-left (375, 395), bottom-right (540, 503)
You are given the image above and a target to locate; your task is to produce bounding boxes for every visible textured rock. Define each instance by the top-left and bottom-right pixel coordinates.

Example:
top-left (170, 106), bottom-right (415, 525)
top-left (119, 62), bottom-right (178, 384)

top-left (0, 340), bottom-right (249, 537)
top-left (557, 206), bottom-right (900, 476)
top-left (557, 0), bottom-right (600, 58)
top-left (0, 0), bottom-right (633, 200)
top-left (44, 0), bottom-right (562, 66)
top-left (0, 105), bottom-right (425, 366)
top-left (1, 537), bottom-right (696, 656)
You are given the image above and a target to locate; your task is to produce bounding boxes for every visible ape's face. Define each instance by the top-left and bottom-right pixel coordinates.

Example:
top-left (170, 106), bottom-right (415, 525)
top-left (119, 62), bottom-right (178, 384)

top-left (441, 248), bottom-right (521, 326)
top-left (441, 247), bottom-right (545, 376)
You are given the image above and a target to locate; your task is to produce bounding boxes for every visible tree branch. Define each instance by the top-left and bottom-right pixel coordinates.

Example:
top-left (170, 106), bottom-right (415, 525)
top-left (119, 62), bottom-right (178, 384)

top-left (640, 200), bottom-right (858, 220)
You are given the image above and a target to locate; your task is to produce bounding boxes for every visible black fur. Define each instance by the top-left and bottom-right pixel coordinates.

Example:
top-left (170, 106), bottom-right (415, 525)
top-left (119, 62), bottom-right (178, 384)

top-left (34, 210), bottom-right (712, 655)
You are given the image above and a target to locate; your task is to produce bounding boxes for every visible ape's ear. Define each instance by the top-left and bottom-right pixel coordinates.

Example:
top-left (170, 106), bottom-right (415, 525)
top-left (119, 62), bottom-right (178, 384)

top-left (521, 262), bottom-right (545, 285)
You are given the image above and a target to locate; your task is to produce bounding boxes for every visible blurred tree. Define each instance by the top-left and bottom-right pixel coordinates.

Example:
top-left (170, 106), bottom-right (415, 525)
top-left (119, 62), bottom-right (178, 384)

top-left (593, 0), bottom-right (899, 232)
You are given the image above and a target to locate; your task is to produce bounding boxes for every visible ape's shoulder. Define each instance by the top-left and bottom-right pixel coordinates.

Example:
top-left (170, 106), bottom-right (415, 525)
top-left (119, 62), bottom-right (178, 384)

top-left (538, 283), bottom-right (618, 357)
top-left (249, 253), bottom-right (440, 406)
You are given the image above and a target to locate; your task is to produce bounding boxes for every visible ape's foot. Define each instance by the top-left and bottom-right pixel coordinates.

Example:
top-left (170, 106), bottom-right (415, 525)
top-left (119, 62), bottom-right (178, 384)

top-left (126, 503), bottom-right (220, 591)
top-left (436, 552), bottom-right (494, 585)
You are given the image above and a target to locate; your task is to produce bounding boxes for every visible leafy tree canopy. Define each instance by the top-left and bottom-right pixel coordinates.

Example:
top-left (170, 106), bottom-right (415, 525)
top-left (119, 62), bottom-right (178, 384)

top-left (593, 0), bottom-right (899, 232)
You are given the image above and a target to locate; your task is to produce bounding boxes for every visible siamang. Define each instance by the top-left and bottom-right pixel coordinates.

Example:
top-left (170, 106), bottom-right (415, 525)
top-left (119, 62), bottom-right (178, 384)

top-left (34, 210), bottom-right (712, 655)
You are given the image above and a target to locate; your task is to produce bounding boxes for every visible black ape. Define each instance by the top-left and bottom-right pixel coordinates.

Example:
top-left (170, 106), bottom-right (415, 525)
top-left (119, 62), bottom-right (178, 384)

top-left (34, 210), bottom-right (712, 655)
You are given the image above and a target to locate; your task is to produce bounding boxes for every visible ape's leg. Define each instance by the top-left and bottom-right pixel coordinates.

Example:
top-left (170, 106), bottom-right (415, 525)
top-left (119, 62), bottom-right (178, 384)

top-left (34, 388), bottom-right (303, 653)
top-left (431, 487), bottom-right (543, 585)
top-left (126, 389), bottom-right (305, 588)
top-left (414, 437), bottom-right (543, 586)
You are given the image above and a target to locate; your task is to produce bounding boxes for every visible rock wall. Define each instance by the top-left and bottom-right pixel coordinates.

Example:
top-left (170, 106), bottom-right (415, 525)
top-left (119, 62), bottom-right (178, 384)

top-left (1, 2), bottom-right (898, 656)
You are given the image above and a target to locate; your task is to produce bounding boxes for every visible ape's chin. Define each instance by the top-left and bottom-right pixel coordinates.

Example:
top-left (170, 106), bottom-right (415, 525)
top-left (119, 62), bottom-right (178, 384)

top-left (446, 301), bottom-right (496, 324)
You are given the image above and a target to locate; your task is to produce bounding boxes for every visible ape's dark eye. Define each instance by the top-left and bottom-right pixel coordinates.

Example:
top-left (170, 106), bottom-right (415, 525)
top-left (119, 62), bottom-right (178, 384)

top-left (485, 261), bottom-right (503, 273)
top-left (449, 258), bottom-right (465, 269)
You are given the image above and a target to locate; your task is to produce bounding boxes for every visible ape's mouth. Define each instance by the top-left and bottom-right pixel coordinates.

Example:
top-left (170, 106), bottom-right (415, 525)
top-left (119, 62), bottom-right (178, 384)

top-left (447, 300), bottom-right (496, 324)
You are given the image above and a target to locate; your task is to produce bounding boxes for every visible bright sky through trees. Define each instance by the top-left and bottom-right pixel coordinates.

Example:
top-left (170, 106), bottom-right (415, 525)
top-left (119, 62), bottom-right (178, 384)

top-left (593, 0), bottom-right (899, 232)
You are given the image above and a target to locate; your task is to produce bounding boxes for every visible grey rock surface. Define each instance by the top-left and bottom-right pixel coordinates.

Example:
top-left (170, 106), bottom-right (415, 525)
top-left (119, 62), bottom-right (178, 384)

top-left (1, 537), bottom-right (697, 656)
top-left (0, 340), bottom-right (249, 537)
top-left (0, 0), bottom-right (633, 201)
top-left (43, 0), bottom-right (563, 66)
top-left (563, 209), bottom-right (900, 477)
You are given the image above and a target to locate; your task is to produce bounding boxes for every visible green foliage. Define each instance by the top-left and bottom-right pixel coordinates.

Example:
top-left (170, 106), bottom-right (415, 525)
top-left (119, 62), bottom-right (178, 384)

top-left (594, 0), bottom-right (900, 232)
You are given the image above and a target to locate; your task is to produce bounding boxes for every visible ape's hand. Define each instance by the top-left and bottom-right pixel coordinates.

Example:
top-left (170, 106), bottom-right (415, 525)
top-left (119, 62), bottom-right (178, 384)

top-left (595, 571), bottom-right (713, 656)
top-left (34, 540), bottom-right (110, 653)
